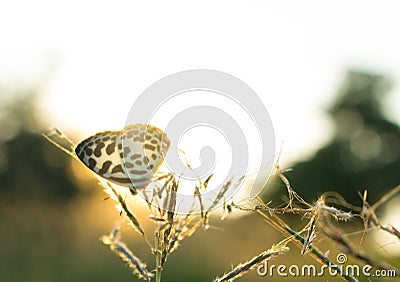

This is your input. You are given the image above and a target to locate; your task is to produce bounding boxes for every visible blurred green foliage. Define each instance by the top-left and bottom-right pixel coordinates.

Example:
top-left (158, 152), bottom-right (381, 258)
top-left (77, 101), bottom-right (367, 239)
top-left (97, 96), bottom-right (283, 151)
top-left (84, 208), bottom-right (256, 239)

top-left (268, 70), bottom-right (400, 204)
top-left (0, 94), bottom-right (78, 200)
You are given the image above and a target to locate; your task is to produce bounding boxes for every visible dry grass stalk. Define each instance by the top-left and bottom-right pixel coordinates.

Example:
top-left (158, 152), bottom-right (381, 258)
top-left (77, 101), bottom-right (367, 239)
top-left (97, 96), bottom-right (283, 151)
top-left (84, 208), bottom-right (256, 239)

top-left (44, 128), bottom-right (399, 282)
top-left (105, 182), bottom-right (145, 236)
top-left (213, 244), bottom-right (289, 282)
top-left (360, 186), bottom-right (400, 240)
top-left (320, 220), bottom-right (400, 277)
top-left (44, 128), bottom-right (232, 281)
top-left (229, 161), bottom-right (399, 281)
top-left (101, 225), bottom-right (152, 281)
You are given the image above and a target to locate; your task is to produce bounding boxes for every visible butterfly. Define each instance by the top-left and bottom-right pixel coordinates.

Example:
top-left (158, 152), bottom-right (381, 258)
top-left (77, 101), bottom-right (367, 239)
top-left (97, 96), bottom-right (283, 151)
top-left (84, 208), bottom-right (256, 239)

top-left (75, 124), bottom-right (170, 195)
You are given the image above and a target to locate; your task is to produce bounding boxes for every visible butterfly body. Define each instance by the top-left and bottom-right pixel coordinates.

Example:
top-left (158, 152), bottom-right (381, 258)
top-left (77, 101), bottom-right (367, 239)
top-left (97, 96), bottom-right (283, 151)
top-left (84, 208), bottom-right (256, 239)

top-left (75, 124), bottom-right (170, 194)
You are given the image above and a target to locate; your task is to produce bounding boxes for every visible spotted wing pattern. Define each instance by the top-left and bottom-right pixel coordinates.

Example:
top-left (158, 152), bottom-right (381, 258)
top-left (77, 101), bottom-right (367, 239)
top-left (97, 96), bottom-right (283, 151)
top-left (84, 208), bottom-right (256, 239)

top-left (75, 124), bottom-right (170, 194)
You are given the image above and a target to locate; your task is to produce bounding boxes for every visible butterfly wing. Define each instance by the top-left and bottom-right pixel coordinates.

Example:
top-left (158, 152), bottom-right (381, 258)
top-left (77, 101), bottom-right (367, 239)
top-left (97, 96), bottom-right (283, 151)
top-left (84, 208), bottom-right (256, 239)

top-left (75, 129), bottom-right (137, 194)
top-left (75, 124), bottom-right (170, 195)
top-left (121, 124), bottom-right (170, 189)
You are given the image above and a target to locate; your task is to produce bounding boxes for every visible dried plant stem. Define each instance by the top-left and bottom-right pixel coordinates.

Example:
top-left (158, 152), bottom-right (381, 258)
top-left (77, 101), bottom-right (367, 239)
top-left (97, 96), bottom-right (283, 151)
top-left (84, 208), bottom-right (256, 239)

top-left (42, 128), bottom-right (77, 158)
top-left (321, 218), bottom-right (400, 277)
top-left (361, 185), bottom-right (400, 240)
top-left (155, 231), bottom-right (162, 282)
top-left (257, 211), bottom-right (358, 282)
top-left (101, 226), bottom-right (152, 281)
top-left (371, 184), bottom-right (400, 210)
top-left (213, 244), bottom-right (289, 282)
top-left (106, 183), bottom-right (145, 236)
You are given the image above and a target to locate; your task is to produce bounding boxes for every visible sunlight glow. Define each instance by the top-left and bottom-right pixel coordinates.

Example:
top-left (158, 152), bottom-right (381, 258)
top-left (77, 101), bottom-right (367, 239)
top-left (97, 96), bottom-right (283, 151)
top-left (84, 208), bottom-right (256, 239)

top-left (1, 0), bottom-right (400, 165)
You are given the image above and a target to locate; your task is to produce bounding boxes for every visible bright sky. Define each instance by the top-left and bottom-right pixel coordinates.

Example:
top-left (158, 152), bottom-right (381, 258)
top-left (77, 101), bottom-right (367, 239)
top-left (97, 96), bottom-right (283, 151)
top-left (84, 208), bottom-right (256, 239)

top-left (1, 0), bottom-right (400, 165)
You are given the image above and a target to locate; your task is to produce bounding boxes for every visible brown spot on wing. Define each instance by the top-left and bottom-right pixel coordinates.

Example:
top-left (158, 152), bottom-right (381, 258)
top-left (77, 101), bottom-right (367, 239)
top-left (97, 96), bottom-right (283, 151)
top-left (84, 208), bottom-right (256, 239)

top-left (123, 147), bottom-right (131, 155)
top-left (98, 160), bottom-right (112, 175)
top-left (88, 158), bottom-right (97, 169)
top-left (130, 169), bottom-right (148, 175)
top-left (130, 154), bottom-right (141, 161)
top-left (108, 176), bottom-right (132, 184)
top-left (94, 142), bottom-right (105, 157)
top-left (144, 144), bottom-right (155, 151)
top-left (85, 148), bottom-right (93, 156)
top-left (111, 164), bottom-right (124, 173)
top-left (106, 142), bottom-right (116, 155)
top-left (125, 162), bottom-right (134, 168)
